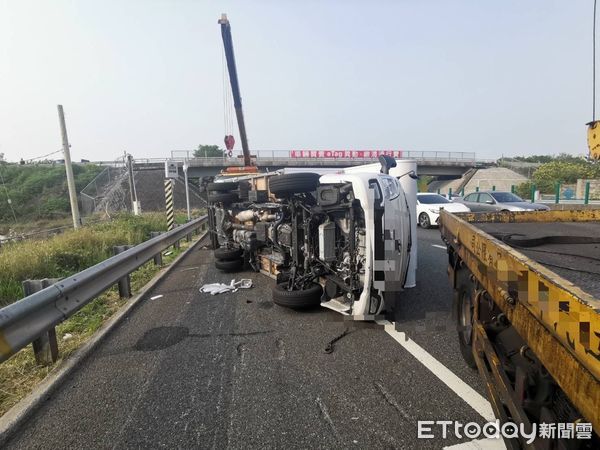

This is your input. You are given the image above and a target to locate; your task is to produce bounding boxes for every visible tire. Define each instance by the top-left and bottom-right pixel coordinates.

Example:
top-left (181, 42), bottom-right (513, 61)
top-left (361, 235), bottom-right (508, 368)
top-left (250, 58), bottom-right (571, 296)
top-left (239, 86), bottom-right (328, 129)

top-left (272, 282), bottom-right (323, 308)
top-left (207, 182), bottom-right (238, 192)
top-left (419, 212), bottom-right (431, 229)
top-left (269, 173), bottom-right (321, 197)
top-left (454, 271), bottom-right (477, 369)
top-left (208, 192), bottom-right (238, 204)
top-left (215, 258), bottom-right (243, 271)
top-left (214, 247), bottom-right (243, 261)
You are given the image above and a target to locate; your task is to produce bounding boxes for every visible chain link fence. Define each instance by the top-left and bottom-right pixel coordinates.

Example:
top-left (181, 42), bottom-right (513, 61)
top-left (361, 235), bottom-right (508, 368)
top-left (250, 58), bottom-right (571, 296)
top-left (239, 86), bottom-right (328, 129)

top-left (80, 162), bottom-right (127, 217)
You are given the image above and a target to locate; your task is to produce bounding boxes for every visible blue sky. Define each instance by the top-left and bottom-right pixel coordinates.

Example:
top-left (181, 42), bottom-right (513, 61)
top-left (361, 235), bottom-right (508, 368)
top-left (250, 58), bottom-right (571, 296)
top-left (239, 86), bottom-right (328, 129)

top-left (0, 0), bottom-right (594, 162)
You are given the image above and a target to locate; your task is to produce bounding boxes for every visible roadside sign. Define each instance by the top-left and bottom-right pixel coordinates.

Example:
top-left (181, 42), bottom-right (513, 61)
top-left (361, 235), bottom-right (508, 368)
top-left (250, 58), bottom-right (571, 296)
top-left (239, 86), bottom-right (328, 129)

top-left (165, 160), bottom-right (179, 179)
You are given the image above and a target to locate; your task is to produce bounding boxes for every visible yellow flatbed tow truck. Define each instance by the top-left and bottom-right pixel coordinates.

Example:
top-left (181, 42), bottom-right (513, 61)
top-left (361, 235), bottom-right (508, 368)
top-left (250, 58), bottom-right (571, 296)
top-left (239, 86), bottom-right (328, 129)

top-left (439, 209), bottom-right (600, 448)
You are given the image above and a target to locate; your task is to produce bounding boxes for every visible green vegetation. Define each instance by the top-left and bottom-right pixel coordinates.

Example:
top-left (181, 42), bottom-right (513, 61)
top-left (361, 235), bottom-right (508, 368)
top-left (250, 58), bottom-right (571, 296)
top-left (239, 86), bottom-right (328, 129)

top-left (0, 163), bottom-right (103, 224)
top-left (417, 175), bottom-right (433, 192)
top-left (501, 153), bottom-right (586, 164)
top-left (0, 213), bottom-right (167, 307)
top-left (193, 144), bottom-right (226, 157)
top-left (514, 156), bottom-right (600, 196)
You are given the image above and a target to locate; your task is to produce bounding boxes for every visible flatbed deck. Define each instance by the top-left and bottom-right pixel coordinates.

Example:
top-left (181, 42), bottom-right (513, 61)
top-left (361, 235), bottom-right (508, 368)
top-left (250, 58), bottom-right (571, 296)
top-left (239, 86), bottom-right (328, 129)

top-left (475, 221), bottom-right (600, 298)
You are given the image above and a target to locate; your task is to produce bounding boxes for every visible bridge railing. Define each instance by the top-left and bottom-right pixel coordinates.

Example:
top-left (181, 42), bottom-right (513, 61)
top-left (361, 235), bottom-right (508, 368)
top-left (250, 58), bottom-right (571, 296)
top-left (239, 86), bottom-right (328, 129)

top-left (124, 150), bottom-right (479, 166)
top-left (0, 216), bottom-right (208, 364)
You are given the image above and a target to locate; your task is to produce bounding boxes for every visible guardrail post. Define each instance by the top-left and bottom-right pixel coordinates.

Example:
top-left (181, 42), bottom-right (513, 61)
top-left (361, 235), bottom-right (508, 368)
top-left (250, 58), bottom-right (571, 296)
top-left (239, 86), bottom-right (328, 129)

top-left (584, 181), bottom-right (591, 205)
top-left (113, 245), bottom-right (133, 298)
top-left (150, 232), bottom-right (163, 265)
top-left (555, 182), bottom-right (561, 204)
top-left (23, 278), bottom-right (61, 365)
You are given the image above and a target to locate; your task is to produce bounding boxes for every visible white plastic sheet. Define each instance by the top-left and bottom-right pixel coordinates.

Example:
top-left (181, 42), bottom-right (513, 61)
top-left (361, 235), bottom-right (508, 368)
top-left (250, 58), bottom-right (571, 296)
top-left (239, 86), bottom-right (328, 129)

top-left (200, 279), bottom-right (253, 295)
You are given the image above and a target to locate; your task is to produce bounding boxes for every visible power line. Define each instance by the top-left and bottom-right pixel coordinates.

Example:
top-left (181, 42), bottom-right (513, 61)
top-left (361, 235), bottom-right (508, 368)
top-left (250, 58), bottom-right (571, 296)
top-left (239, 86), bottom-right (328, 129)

top-left (22, 149), bottom-right (63, 163)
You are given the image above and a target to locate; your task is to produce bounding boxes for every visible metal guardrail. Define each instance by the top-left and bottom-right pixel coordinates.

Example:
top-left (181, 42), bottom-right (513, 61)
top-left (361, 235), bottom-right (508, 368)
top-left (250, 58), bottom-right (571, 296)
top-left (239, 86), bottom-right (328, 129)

top-left (0, 215), bottom-right (208, 364)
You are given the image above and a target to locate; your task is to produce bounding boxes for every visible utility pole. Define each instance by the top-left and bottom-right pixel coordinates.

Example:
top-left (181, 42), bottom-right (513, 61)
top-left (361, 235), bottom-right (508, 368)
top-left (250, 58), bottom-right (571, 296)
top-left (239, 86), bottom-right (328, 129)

top-left (57, 105), bottom-right (81, 229)
top-left (183, 159), bottom-right (191, 221)
top-left (126, 153), bottom-right (139, 214)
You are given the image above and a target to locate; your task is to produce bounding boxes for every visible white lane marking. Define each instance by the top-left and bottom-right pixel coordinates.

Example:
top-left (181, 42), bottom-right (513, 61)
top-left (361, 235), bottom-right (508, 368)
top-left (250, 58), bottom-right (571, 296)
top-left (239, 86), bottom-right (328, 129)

top-left (432, 244), bottom-right (447, 249)
top-left (443, 437), bottom-right (507, 449)
top-left (378, 320), bottom-right (496, 422)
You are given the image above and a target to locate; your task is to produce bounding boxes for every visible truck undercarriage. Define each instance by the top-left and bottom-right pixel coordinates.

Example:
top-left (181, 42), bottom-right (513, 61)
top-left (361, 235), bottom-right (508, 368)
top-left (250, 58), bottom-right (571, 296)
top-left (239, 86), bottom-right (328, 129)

top-left (207, 171), bottom-right (411, 317)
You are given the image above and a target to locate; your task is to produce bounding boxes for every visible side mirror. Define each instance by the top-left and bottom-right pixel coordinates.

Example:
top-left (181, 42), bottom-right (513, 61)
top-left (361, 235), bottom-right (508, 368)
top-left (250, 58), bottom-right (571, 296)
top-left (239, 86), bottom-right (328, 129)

top-left (485, 200), bottom-right (494, 205)
top-left (378, 155), bottom-right (397, 174)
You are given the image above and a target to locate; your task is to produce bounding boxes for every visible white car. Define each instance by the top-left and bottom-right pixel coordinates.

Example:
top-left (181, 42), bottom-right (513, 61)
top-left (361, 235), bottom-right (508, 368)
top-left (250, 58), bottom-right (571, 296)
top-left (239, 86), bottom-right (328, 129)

top-left (416, 193), bottom-right (470, 228)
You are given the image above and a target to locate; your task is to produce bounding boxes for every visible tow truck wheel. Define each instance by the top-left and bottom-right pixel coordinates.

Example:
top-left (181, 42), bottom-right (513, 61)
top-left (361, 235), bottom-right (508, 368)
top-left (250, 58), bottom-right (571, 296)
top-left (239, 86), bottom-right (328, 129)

top-left (418, 212), bottom-right (431, 229)
top-left (272, 282), bottom-right (323, 308)
top-left (215, 258), bottom-right (243, 271)
top-left (269, 173), bottom-right (321, 197)
top-left (214, 247), bottom-right (243, 261)
top-left (208, 192), bottom-right (238, 204)
top-left (207, 182), bottom-right (238, 192)
top-left (454, 272), bottom-right (477, 369)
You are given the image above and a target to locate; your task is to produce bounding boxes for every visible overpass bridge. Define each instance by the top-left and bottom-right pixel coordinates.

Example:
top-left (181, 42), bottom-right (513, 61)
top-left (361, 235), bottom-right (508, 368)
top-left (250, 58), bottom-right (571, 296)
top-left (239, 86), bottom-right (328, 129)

top-left (115, 150), bottom-right (495, 178)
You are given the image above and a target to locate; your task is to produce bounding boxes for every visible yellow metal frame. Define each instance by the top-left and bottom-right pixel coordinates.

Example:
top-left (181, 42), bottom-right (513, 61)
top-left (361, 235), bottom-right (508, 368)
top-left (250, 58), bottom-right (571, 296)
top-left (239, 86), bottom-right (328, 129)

top-left (587, 121), bottom-right (600, 160)
top-left (440, 209), bottom-right (600, 433)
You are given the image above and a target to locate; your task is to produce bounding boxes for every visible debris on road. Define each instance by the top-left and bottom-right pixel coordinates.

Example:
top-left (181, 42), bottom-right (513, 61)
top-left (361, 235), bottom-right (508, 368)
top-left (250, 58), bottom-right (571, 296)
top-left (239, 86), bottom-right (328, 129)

top-left (200, 279), bottom-right (253, 295)
top-left (62, 333), bottom-right (73, 341)
top-left (150, 295), bottom-right (164, 300)
top-left (324, 328), bottom-right (351, 354)
top-left (163, 251), bottom-right (173, 256)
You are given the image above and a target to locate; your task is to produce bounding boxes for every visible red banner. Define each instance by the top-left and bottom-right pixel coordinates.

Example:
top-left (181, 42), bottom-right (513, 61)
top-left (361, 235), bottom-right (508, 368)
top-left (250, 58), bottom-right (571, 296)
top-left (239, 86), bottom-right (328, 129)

top-left (290, 150), bottom-right (403, 159)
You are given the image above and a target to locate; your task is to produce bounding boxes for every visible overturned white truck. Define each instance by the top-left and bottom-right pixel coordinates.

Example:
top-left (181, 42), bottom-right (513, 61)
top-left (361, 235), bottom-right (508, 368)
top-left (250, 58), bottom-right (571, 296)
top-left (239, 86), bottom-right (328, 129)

top-left (206, 157), bottom-right (416, 319)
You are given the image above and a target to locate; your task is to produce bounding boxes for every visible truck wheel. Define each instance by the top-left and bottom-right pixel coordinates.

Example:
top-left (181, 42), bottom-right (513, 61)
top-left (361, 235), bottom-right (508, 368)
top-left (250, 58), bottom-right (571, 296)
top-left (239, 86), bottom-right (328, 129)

top-left (454, 275), bottom-right (477, 369)
top-left (419, 213), bottom-right (431, 229)
top-left (207, 182), bottom-right (238, 192)
top-left (215, 258), bottom-right (243, 271)
top-left (208, 192), bottom-right (238, 204)
top-left (214, 247), bottom-right (243, 261)
top-left (272, 282), bottom-right (323, 308)
top-left (269, 173), bottom-right (321, 197)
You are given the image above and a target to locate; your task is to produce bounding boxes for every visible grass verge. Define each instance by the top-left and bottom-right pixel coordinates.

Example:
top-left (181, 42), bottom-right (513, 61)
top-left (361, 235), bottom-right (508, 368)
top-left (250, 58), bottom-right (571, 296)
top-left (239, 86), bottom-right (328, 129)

top-left (0, 237), bottom-right (196, 417)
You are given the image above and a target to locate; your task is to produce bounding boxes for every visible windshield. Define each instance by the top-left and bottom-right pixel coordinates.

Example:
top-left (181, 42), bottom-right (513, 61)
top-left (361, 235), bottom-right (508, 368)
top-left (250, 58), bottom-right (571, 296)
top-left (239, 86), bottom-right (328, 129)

top-left (490, 192), bottom-right (523, 202)
top-left (418, 194), bottom-right (450, 204)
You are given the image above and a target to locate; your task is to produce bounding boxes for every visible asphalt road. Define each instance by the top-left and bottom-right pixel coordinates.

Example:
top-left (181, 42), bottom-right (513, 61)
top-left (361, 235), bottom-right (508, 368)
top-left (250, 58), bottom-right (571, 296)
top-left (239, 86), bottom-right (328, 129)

top-left (5, 228), bottom-right (498, 449)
